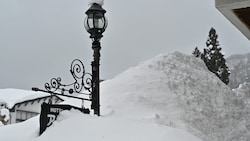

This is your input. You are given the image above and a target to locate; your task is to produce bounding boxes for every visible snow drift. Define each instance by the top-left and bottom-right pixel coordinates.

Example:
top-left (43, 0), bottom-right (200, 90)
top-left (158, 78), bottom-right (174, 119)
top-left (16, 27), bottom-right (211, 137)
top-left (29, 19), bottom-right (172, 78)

top-left (1, 52), bottom-right (250, 141)
top-left (101, 52), bottom-right (250, 141)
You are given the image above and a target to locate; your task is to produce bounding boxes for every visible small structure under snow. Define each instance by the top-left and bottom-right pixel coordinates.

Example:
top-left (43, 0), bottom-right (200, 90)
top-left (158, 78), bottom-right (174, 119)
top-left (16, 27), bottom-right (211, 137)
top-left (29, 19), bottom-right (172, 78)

top-left (0, 89), bottom-right (63, 124)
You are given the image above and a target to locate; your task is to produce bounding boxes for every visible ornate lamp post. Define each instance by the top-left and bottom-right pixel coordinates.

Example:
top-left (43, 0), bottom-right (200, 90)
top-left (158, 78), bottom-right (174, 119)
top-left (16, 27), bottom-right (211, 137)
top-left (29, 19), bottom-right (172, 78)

top-left (84, 3), bottom-right (108, 116)
top-left (30, 3), bottom-right (108, 135)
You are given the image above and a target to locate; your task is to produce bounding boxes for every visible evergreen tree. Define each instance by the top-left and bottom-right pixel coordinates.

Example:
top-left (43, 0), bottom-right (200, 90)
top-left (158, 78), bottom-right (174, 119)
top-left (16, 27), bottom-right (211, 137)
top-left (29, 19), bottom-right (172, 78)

top-left (201, 28), bottom-right (230, 85)
top-left (192, 47), bottom-right (201, 57)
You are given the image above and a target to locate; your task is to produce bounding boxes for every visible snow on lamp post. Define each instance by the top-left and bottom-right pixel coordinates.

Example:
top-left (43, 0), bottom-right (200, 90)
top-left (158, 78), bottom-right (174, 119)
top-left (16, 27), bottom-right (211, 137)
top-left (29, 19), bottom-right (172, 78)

top-left (84, 2), bottom-right (108, 116)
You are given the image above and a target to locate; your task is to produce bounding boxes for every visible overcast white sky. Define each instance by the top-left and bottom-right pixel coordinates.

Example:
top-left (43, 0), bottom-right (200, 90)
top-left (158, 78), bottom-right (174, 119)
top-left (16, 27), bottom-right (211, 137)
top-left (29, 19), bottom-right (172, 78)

top-left (0, 0), bottom-right (249, 90)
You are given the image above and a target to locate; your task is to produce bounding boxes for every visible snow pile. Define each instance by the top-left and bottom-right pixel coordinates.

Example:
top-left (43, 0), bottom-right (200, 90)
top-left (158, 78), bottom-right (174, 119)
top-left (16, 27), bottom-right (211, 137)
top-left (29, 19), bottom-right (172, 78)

top-left (101, 52), bottom-right (250, 141)
top-left (0, 52), bottom-right (250, 141)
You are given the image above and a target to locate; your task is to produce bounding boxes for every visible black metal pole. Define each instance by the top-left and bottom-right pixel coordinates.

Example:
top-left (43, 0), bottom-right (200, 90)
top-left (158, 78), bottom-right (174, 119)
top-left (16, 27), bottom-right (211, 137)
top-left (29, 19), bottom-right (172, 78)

top-left (91, 40), bottom-right (101, 116)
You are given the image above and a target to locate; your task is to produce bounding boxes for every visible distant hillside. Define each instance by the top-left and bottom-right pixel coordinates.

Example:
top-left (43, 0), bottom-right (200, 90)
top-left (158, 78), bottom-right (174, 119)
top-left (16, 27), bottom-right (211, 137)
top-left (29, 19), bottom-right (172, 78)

top-left (226, 53), bottom-right (250, 88)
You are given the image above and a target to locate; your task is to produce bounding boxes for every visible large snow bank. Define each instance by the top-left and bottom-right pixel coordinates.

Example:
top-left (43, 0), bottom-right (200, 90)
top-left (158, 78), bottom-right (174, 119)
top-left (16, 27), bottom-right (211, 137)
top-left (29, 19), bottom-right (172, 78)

top-left (0, 52), bottom-right (250, 141)
top-left (101, 52), bottom-right (250, 141)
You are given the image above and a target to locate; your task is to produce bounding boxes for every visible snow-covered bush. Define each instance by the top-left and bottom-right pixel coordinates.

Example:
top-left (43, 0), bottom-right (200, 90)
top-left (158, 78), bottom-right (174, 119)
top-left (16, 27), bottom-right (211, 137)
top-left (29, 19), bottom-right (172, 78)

top-left (0, 108), bottom-right (10, 126)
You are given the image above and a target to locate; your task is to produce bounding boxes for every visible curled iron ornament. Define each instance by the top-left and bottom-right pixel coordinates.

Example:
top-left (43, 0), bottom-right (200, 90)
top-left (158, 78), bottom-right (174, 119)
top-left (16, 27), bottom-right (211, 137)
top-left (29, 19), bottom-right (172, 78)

top-left (44, 59), bottom-right (92, 98)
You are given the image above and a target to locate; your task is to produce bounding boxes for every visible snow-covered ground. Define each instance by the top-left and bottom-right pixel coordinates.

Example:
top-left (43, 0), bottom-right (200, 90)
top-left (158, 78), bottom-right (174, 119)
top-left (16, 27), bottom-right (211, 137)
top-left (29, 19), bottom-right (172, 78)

top-left (0, 110), bottom-right (202, 141)
top-left (0, 52), bottom-right (250, 141)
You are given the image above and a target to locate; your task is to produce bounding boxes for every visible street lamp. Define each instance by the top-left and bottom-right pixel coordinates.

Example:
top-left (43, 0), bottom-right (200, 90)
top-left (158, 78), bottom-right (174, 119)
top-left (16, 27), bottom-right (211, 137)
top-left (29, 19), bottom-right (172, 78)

top-left (84, 3), bottom-right (108, 116)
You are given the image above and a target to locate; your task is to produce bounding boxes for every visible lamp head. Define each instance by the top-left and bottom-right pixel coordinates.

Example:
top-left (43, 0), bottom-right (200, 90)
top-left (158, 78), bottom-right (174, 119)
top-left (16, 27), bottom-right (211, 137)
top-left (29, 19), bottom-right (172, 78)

top-left (84, 3), bottom-right (108, 41)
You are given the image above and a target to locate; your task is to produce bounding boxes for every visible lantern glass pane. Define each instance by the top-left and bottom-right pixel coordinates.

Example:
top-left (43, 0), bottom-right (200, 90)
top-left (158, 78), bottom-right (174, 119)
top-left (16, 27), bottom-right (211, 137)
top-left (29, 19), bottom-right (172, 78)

top-left (88, 17), bottom-right (94, 29)
top-left (92, 13), bottom-right (104, 29)
top-left (104, 16), bottom-right (108, 30)
top-left (84, 17), bottom-right (90, 31)
top-left (84, 14), bottom-right (96, 31)
top-left (94, 17), bottom-right (105, 29)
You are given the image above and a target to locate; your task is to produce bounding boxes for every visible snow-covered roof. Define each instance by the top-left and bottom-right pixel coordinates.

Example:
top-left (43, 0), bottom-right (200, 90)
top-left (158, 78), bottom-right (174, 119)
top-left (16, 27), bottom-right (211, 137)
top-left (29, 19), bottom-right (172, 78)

top-left (0, 89), bottom-right (51, 108)
top-left (0, 98), bottom-right (6, 104)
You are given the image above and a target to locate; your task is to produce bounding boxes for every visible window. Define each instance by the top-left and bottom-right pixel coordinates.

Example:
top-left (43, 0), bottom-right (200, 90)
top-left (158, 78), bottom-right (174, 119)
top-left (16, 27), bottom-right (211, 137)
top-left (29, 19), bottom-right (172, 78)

top-left (16, 110), bottom-right (38, 123)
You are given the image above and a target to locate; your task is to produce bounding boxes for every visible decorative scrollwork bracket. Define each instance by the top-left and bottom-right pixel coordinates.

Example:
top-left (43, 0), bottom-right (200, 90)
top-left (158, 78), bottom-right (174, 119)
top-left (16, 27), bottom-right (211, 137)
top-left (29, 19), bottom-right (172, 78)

top-left (32, 59), bottom-right (93, 104)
